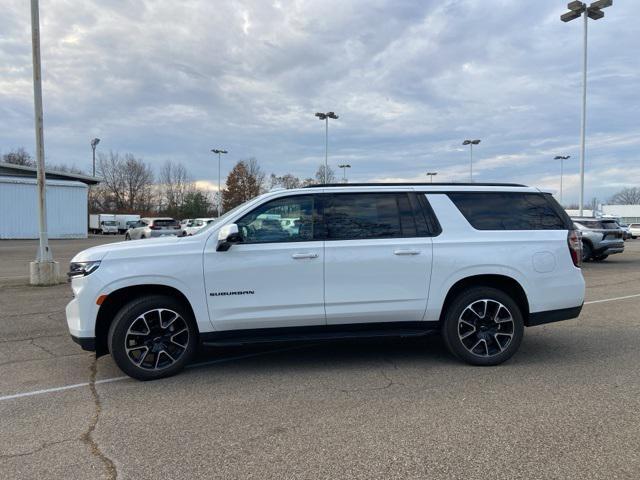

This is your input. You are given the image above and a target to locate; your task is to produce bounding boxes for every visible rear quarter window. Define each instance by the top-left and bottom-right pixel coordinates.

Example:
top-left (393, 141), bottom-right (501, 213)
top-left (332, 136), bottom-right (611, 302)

top-left (448, 192), bottom-right (570, 230)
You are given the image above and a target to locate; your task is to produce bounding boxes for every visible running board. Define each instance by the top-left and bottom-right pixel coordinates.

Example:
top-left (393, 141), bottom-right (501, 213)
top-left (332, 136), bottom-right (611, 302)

top-left (201, 324), bottom-right (438, 347)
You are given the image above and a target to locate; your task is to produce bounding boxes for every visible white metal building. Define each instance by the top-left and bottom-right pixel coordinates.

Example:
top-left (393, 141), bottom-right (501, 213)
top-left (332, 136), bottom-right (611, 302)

top-left (0, 176), bottom-right (89, 239)
top-left (601, 205), bottom-right (640, 224)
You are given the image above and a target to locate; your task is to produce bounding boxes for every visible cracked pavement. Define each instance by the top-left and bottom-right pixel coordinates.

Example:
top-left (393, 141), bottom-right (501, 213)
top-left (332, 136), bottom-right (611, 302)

top-left (1, 238), bottom-right (640, 479)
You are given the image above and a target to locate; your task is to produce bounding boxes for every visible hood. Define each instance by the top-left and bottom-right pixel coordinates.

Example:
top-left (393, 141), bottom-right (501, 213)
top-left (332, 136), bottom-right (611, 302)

top-left (71, 236), bottom-right (183, 262)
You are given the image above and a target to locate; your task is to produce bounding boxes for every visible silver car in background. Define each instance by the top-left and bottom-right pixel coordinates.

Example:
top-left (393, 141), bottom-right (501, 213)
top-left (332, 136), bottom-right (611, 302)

top-left (125, 217), bottom-right (180, 240)
top-left (572, 217), bottom-right (624, 262)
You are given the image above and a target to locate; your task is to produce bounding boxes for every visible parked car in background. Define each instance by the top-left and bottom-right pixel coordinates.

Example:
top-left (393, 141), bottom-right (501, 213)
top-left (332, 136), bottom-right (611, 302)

top-left (572, 217), bottom-right (624, 261)
top-left (182, 218), bottom-right (216, 236)
top-left (629, 223), bottom-right (640, 239)
top-left (616, 222), bottom-right (632, 240)
top-left (114, 214), bottom-right (140, 234)
top-left (67, 183), bottom-right (585, 380)
top-left (89, 214), bottom-right (118, 235)
top-left (124, 217), bottom-right (180, 240)
top-left (180, 219), bottom-right (192, 229)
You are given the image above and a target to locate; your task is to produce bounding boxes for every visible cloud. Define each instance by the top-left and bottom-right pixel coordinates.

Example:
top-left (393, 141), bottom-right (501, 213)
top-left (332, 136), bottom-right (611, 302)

top-left (0, 0), bottom-right (637, 204)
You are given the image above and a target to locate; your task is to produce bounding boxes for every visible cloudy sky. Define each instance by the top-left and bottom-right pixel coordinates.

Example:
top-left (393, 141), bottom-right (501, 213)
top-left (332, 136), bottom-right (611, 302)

top-left (1, 0), bottom-right (638, 203)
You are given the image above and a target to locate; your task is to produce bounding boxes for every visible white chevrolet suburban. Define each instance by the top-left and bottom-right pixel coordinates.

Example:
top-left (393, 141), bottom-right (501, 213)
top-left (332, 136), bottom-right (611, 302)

top-left (66, 183), bottom-right (585, 380)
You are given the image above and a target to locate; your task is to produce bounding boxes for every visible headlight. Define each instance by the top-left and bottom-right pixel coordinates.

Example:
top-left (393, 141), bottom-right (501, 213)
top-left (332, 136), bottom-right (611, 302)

top-left (67, 261), bottom-right (101, 279)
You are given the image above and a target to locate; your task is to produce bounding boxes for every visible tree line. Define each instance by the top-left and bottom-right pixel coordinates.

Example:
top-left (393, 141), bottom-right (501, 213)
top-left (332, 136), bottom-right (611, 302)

top-left (2, 147), bottom-right (339, 219)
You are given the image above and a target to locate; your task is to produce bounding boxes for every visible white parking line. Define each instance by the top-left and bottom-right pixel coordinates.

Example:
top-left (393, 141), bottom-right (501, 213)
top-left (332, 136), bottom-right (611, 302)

top-left (0, 345), bottom-right (308, 403)
top-left (0, 376), bottom-right (128, 402)
top-left (584, 293), bottom-right (640, 305)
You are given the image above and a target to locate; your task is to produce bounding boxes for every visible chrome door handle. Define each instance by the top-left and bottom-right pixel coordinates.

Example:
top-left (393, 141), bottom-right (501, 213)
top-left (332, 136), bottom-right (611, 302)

top-left (394, 249), bottom-right (420, 256)
top-left (292, 252), bottom-right (319, 259)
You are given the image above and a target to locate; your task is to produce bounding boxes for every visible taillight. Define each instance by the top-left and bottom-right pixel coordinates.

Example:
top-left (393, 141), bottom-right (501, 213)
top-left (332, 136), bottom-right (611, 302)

top-left (150, 225), bottom-right (160, 230)
top-left (568, 229), bottom-right (582, 268)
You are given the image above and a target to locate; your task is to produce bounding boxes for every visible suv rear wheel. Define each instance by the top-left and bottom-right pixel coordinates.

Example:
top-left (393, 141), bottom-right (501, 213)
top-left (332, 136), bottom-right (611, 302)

top-left (108, 295), bottom-right (198, 380)
top-left (442, 287), bottom-right (524, 366)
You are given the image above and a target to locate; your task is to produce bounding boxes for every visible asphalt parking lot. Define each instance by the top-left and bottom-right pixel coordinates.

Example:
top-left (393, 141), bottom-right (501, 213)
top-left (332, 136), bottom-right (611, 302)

top-left (1, 238), bottom-right (640, 479)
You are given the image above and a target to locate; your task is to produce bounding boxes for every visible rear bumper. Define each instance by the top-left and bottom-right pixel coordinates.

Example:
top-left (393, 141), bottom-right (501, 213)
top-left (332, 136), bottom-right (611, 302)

top-left (527, 305), bottom-right (583, 327)
top-left (71, 335), bottom-right (96, 351)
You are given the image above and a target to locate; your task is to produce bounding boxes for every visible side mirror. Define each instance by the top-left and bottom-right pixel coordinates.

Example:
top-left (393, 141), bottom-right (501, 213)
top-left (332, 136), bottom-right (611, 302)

top-left (216, 224), bottom-right (241, 251)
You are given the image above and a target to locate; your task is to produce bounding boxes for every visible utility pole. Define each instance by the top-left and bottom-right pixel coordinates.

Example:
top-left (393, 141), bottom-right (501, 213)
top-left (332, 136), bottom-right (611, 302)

top-left (91, 138), bottom-right (100, 177)
top-left (462, 139), bottom-right (481, 182)
top-left (211, 148), bottom-right (227, 215)
top-left (315, 112), bottom-right (338, 182)
top-left (338, 164), bottom-right (351, 183)
top-left (561, 0), bottom-right (613, 215)
top-left (554, 155), bottom-right (571, 205)
top-left (29, 0), bottom-right (59, 285)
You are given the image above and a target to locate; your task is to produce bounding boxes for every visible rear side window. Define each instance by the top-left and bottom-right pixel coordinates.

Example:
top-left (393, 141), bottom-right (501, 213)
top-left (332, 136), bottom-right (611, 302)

top-left (322, 193), bottom-right (420, 240)
top-left (448, 192), bottom-right (569, 230)
top-left (153, 219), bottom-right (178, 228)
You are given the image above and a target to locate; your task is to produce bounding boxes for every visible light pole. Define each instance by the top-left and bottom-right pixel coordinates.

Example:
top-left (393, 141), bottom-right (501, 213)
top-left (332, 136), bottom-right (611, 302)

top-left (338, 164), bottom-right (351, 183)
top-left (90, 138), bottom-right (100, 176)
top-left (29, 0), bottom-right (58, 285)
top-left (561, 0), bottom-right (612, 216)
top-left (462, 139), bottom-right (481, 182)
top-left (315, 111), bottom-right (338, 182)
top-left (211, 148), bottom-right (227, 215)
top-left (554, 155), bottom-right (571, 205)
top-left (426, 172), bottom-right (438, 183)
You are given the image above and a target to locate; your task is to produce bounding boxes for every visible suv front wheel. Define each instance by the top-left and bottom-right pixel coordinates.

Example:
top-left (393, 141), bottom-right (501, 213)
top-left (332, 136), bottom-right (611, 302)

top-left (442, 287), bottom-right (524, 366)
top-left (108, 295), bottom-right (198, 380)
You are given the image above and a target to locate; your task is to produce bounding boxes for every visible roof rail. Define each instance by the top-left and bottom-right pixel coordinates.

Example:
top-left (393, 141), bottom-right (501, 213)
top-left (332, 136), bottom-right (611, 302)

top-left (303, 182), bottom-right (527, 188)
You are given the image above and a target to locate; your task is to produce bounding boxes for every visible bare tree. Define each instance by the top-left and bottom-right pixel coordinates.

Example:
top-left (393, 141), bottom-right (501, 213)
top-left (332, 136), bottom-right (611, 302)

top-left (270, 173), bottom-right (302, 189)
top-left (245, 157), bottom-right (266, 193)
top-left (160, 160), bottom-right (191, 216)
top-left (315, 164), bottom-right (336, 184)
top-left (2, 147), bottom-right (34, 166)
top-left (610, 187), bottom-right (640, 205)
top-left (96, 152), bottom-right (154, 212)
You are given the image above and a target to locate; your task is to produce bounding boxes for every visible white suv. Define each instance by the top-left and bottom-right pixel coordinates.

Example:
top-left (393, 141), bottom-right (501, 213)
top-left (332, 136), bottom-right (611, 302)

top-left (66, 183), bottom-right (585, 380)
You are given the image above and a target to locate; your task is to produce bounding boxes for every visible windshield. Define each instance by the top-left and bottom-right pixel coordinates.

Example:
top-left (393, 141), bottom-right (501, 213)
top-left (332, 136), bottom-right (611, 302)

top-left (103, 221), bottom-right (117, 226)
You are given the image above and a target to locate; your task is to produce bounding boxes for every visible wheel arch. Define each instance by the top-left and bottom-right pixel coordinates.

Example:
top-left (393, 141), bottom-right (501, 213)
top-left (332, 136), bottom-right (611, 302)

top-left (95, 284), bottom-right (198, 357)
top-left (439, 274), bottom-right (530, 326)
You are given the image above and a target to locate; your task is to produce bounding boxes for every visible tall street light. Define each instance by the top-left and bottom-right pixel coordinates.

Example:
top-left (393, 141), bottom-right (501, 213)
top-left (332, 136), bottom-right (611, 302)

top-left (426, 172), bottom-right (438, 183)
top-left (338, 164), bottom-right (351, 183)
top-left (561, 0), bottom-right (613, 216)
top-left (211, 148), bottom-right (227, 215)
top-left (315, 111), bottom-right (339, 182)
top-left (462, 139), bottom-right (481, 182)
top-left (90, 138), bottom-right (100, 177)
top-left (554, 155), bottom-right (571, 205)
top-left (29, 0), bottom-right (58, 285)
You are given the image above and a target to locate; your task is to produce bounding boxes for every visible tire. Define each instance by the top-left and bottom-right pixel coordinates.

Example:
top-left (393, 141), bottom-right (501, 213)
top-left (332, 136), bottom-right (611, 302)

top-left (441, 286), bottom-right (524, 366)
top-left (593, 254), bottom-right (608, 261)
top-left (582, 242), bottom-right (593, 262)
top-left (124, 233), bottom-right (130, 240)
top-left (108, 295), bottom-right (198, 380)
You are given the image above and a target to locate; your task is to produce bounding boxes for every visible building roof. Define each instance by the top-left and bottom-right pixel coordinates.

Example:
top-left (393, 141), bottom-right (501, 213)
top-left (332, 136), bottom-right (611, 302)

top-left (0, 162), bottom-right (101, 185)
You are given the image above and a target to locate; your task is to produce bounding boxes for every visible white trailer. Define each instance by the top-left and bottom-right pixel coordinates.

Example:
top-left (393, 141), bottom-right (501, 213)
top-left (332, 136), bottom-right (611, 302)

top-left (89, 214), bottom-right (118, 235)
top-left (115, 214), bottom-right (140, 233)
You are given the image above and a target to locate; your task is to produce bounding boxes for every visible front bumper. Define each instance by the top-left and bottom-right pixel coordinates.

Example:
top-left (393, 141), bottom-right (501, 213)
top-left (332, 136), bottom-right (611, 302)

top-left (71, 335), bottom-right (96, 351)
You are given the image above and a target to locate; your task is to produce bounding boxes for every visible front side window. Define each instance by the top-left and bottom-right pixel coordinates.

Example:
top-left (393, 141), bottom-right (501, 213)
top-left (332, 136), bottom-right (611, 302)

top-left (236, 195), bottom-right (314, 243)
top-left (322, 193), bottom-right (418, 240)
